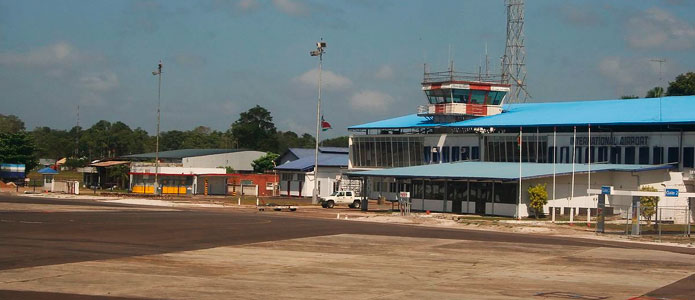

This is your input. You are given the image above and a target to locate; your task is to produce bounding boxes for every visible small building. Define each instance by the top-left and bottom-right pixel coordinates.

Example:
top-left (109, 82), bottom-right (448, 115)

top-left (37, 167), bottom-right (58, 192)
top-left (227, 173), bottom-right (278, 197)
top-left (129, 164), bottom-right (227, 195)
top-left (275, 147), bottom-right (351, 198)
top-left (122, 149), bottom-right (265, 172)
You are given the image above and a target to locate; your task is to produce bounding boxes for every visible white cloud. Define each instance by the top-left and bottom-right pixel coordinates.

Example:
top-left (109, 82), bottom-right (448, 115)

top-left (0, 41), bottom-right (75, 66)
top-left (597, 56), bottom-right (673, 97)
top-left (78, 71), bottom-right (119, 92)
top-left (349, 90), bottom-right (395, 112)
top-left (272, 0), bottom-right (308, 16)
top-left (626, 7), bottom-right (695, 49)
top-left (374, 65), bottom-right (394, 80)
top-left (295, 68), bottom-right (352, 90)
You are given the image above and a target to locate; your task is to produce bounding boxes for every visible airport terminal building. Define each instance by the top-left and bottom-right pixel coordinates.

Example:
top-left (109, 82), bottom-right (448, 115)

top-left (346, 74), bottom-right (695, 220)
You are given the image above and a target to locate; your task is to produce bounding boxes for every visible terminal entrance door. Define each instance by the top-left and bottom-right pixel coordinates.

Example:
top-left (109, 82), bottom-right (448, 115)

top-left (470, 182), bottom-right (490, 215)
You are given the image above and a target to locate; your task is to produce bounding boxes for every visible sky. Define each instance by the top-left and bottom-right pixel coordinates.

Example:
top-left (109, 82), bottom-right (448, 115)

top-left (2, 0), bottom-right (695, 139)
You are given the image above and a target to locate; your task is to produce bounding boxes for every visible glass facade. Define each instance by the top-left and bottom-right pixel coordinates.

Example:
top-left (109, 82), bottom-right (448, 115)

top-left (485, 135), bottom-right (548, 162)
top-left (352, 136), bottom-right (424, 168)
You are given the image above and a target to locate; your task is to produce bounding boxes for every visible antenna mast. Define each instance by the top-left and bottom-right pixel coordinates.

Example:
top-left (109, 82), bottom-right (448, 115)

top-left (502, 0), bottom-right (529, 104)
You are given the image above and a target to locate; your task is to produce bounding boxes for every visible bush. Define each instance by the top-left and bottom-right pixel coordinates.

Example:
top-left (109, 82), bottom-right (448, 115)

top-left (528, 184), bottom-right (548, 219)
top-left (639, 186), bottom-right (659, 225)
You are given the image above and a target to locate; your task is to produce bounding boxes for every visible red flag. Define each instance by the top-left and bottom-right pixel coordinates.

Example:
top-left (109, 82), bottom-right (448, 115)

top-left (321, 116), bottom-right (332, 131)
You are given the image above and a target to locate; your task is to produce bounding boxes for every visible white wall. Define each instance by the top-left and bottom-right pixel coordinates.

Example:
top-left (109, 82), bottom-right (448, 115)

top-left (278, 167), bottom-right (345, 198)
top-left (182, 151), bottom-right (265, 171)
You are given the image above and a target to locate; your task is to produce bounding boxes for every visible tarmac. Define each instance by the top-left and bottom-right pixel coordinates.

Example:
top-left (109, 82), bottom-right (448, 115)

top-left (1, 192), bottom-right (694, 299)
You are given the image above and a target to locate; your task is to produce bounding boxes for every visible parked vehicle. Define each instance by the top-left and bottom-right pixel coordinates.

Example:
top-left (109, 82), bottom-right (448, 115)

top-left (319, 190), bottom-right (361, 209)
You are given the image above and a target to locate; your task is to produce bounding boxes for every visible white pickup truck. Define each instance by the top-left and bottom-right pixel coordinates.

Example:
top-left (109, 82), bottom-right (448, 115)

top-left (319, 190), bottom-right (361, 209)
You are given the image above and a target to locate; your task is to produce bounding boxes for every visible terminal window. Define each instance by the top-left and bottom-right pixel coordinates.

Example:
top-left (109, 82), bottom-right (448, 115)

top-left (653, 147), bottom-right (664, 164)
top-left (639, 147), bottom-right (649, 164)
top-left (668, 147), bottom-right (679, 164)
top-left (624, 147), bottom-right (635, 164)
top-left (684, 147), bottom-right (694, 168)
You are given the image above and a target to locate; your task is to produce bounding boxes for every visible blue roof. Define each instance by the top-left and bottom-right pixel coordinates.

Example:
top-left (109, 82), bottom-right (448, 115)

top-left (349, 96), bottom-right (695, 130)
top-left (275, 153), bottom-right (348, 172)
top-left (37, 167), bottom-right (59, 174)
top-left (349, 114), bottom-right (443, 130)
top-left (346, 162), bottom-right (671, 181)
top-left (286, 147), bottom-right (348, 160)
top-left (319, 147), bottom-right (349, 154)
top-left (287, 148), bottom-right (316, 159)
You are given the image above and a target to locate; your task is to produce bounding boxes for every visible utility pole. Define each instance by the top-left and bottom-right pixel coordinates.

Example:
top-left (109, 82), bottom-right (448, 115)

top-left (152, 61), bottom-right (163, 195)
top-left (310, 40), bottom-right (326, 204)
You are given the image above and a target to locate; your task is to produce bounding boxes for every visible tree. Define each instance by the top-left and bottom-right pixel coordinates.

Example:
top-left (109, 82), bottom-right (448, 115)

top-left (527, 183), bottom-right (548, 219)
top-left (645, 87), bottom-right (664, 98)
top-left (251, 152), bottom-right (280, 173)
top-left (639, 186), bottom-right (659, 225)
top-left (621, 95), bottom-right (639, 99)
top-left (0, 114), bottom-right (25, 134)
top-left (666, 72), bottom-right (695, 96)
top-left (230, 105), bottom-right (278, 152)
top-left (30, 126), bottom-right (74, 159)
top-left (0, 132), bottom-right (38, 171)
top-left (322, 136), bottom-right (349, 147)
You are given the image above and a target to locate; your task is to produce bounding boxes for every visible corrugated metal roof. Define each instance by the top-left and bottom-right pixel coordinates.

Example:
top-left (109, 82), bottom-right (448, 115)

top-left (90, 161), bottom-right (130, 167)
top-left (287, 148), bottom-right (316, 159)
top-left (449, 96), bottom-right (695, 128)
top-left (319, 147), bottom-right (349, 153)
top-left (37, 167), bottom-right (59, 174)
top-left (349, 96), bottom-right (695, 130)
top-left (121, 149), bottom-right (244, 160)
top-left (349, 114), bottom-right (444, 130)
top-left (346, 162), bottom-right (671, 181)
top-left (275, 153), bottom-right (348, 172)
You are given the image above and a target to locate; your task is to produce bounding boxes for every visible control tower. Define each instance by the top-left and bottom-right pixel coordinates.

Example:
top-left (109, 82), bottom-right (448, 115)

top-left (418, 68), bottom-right (510, 123)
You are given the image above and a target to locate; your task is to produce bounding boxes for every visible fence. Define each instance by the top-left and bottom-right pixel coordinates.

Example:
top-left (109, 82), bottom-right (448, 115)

top-left (602, 203), bottom-right (693, 239)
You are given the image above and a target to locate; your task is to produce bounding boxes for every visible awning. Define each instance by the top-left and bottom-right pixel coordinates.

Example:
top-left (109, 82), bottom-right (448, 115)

top-left (346, 162), bottom-right (672, 181)
top-left (91, 161), bottom-right (130, 167)
top-left (37, 167), bottom-right (59, 174)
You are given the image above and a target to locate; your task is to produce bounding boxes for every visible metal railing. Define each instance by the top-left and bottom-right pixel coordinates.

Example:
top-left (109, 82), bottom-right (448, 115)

top-left (423, 71), bottom-right (503, 84)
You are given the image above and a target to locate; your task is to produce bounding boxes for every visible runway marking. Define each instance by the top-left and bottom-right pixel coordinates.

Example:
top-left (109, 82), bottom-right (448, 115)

top-left (0, 219), bottom-right (43, 224)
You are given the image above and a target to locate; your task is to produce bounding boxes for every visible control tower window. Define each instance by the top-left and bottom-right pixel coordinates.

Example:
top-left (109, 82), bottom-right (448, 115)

top-left (470, 90), bottom-right (487, 104)
top-left (452, 89), bottom-right (470, 103)
top-left (488, 91), bottom-right (507, 105)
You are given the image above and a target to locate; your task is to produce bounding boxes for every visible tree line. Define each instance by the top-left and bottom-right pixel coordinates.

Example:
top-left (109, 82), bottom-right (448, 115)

top-left (0, 105), bottom-right (348, 171)
top-left (621, 72), bottom-right (695, 99)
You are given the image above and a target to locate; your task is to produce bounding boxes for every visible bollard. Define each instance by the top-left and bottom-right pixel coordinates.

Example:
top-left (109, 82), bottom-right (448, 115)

top-left (238, 197), bottom-right (241, 206)
top-left (345, 215), bottom-right (348, 220)
top-left (256, 198), bottom-right (259, 206)
top-left (337, 213), bottom-right (340, 219)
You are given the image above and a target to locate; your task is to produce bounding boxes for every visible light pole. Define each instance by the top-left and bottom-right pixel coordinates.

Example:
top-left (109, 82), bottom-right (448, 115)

top-left (310, 40), bottom-right (326, 204)
top-left (152, 60), bottom-right (163, 195)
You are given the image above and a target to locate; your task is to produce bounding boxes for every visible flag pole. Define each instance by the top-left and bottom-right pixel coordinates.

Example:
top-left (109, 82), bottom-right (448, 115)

top-left (552, 126), bottom-right (556, 223)
top-left (518, 126), bottom-right (523, 220)
top-left (570, 126), bottom-right (576, 225)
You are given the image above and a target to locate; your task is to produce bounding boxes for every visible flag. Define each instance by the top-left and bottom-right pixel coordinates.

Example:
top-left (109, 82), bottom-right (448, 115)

top-left (321, 116), bottom-right (332, 131)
